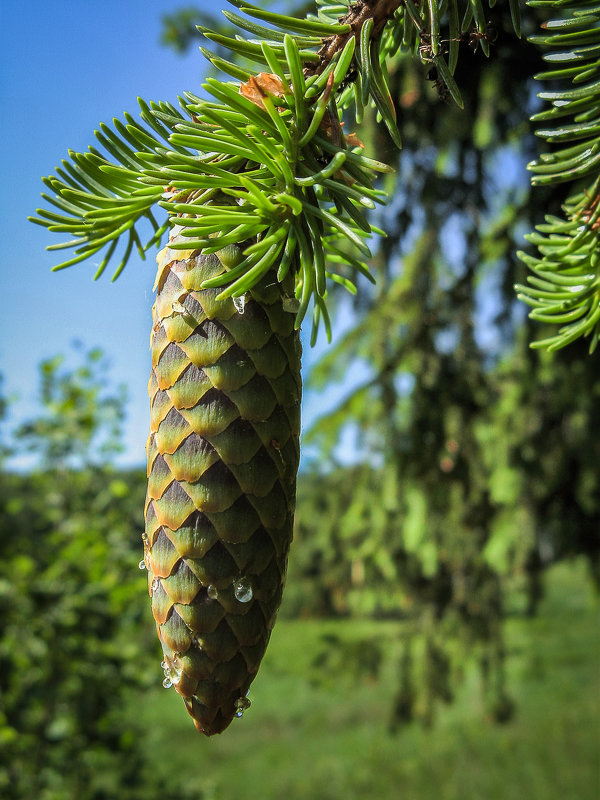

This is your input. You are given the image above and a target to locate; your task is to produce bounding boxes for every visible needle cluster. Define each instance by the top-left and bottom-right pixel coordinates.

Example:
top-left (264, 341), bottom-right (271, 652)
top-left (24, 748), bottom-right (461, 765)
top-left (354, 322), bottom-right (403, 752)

top-left (517, 0), bottom-right (600, 352)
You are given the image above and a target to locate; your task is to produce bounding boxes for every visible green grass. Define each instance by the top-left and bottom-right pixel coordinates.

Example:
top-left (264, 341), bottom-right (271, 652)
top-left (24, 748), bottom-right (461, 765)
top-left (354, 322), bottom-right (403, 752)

top-left (135, 560), bottom-right (599, 800)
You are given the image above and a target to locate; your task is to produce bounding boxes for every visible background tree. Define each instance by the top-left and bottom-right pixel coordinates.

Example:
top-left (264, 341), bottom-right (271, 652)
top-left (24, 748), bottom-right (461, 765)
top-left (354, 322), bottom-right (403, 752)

top-left (299, 6), bottom-right (600, 725)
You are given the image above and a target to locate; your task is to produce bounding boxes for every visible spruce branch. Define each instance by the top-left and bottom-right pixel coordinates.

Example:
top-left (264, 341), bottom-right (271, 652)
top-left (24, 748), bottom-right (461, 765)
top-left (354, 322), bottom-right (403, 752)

top-left (31, 0), bottom-right (522, 340)
top-left (517, 0), bottom-right (600, 352)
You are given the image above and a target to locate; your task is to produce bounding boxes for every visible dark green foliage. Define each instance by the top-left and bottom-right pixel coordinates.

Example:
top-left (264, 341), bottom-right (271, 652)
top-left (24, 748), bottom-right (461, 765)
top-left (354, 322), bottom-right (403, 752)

top-left (0, 469), bottom-right (147, 799)
top-left (0, 352), bottom-right (201, 799)
top-left (487, 340), bottom-right (600, 575)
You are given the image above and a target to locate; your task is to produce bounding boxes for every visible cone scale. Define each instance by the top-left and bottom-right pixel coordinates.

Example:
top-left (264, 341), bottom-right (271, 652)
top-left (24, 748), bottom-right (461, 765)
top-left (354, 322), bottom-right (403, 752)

top-left (144, 234), bottom-right (301, 734)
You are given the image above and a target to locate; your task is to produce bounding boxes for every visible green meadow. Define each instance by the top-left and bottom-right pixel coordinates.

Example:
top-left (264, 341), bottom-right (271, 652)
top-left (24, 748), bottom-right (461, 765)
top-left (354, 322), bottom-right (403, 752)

top-left (137, 559), bottom-right (599, 800)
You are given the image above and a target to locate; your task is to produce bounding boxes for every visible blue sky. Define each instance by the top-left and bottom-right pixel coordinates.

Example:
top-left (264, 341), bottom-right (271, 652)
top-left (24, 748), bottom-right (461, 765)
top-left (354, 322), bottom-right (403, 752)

top-left (0, 1), bottom-right (210, 465)
top-left (0, 1), bottom-right (354, 468)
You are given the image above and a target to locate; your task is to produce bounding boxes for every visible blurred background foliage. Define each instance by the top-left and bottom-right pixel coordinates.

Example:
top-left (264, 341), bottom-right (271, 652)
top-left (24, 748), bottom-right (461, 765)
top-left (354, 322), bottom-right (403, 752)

top-left (2, 2), bottom-right (599, 799)
top-left (0, 349), bottom-right (203, 799)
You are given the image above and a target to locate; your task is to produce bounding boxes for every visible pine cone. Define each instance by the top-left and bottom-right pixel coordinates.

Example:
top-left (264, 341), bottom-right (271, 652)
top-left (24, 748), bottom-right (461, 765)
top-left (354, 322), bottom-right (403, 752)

top-left (144, 235), bottom-right (301, 734)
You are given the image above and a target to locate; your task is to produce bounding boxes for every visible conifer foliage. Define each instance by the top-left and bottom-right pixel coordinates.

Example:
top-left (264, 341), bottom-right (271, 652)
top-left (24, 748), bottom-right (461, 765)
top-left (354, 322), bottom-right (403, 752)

top-left (517, 0), bottom-right (600, 352)
top-left (30, 0), bottom-right (597, 734)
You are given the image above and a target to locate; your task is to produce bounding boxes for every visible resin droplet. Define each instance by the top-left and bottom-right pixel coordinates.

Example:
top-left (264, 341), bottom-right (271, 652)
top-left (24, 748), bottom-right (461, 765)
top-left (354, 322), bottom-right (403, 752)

top-left (234, 696), bottom-right (252, 718)
top-left (172, 299), bottom-right (187, 315)
top-left (233, 577), bottom-right (253, 603)
top-left (162, 677), bottom-right (173, 689)
top-left (169, 656), bottom-right (182, 686)
top-left (206, 584), bottom-right (218, 600)
top-left (138, 559), bottom-right (146, 570)
top-left (233, 294), bottom-right (246, 314)
top-left (151, 578), bottom-right (160, 592)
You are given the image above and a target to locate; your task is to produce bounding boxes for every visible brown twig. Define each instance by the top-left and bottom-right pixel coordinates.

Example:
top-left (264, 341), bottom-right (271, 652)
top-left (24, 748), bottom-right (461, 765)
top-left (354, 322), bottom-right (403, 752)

top-left (305, 0), bottom-right (404, 77)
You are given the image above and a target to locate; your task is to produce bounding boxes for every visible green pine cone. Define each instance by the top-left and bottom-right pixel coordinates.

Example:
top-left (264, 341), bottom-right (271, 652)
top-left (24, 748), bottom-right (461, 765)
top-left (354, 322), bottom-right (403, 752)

top-left (143, 232), bottom-right (301, 735)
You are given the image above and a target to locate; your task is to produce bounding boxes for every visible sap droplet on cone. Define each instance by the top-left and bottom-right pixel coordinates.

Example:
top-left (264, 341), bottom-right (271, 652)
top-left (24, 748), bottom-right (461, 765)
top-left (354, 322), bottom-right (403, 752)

top-left (234, 577), bottom-right (253, 603)
top-left (233, 294), bottom-right (246, 314)
top-left (207, 584), bottom-right (218, 600)
top-left (234, 695), bottom-right (251, 718)
top-left (172, 300), bottom-right (187, 315)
